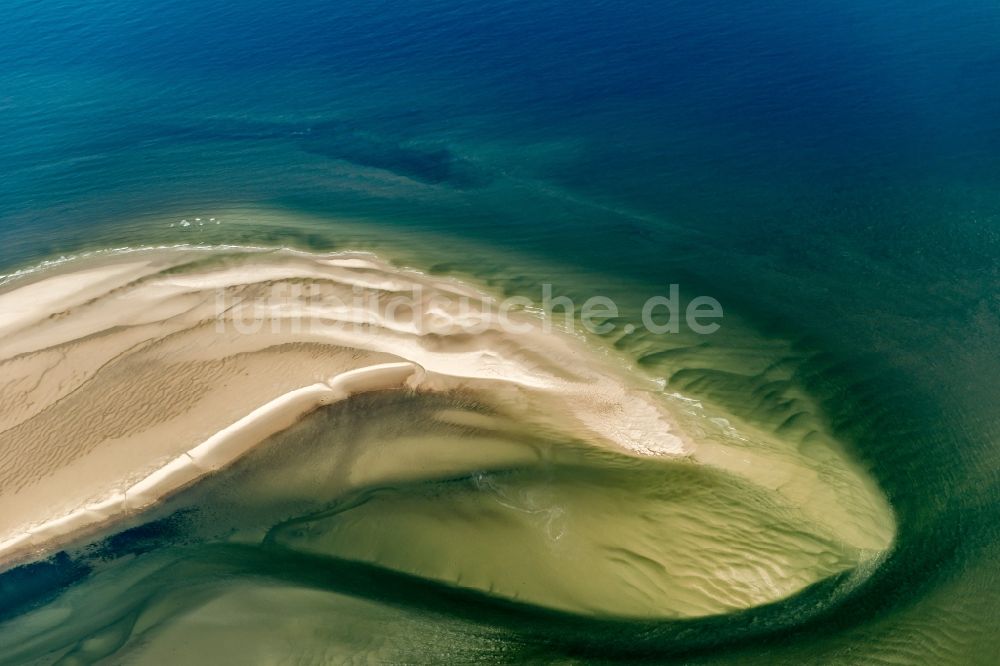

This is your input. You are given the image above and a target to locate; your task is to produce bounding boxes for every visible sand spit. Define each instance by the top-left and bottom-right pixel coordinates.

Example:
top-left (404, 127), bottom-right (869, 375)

top-left (0, 247), bottom-right (894, 575)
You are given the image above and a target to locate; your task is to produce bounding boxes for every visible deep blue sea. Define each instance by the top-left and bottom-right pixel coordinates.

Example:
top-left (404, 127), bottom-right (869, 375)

top-left (1, 1), bottom-right (1000, 663)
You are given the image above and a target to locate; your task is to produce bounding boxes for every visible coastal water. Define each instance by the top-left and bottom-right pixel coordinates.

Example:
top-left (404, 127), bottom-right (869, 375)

top-left (2, 0), bottom-right (1000, 663)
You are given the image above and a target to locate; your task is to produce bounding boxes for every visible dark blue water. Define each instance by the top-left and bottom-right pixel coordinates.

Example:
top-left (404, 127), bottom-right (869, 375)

top-left (2, 1), bottom-right (1000, 663)
top-left (3, 0), bottom-right (999, 263)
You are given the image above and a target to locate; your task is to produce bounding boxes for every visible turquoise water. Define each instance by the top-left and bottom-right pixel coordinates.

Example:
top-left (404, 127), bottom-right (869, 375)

top-left (2, 1), bottom-right (1000, 663)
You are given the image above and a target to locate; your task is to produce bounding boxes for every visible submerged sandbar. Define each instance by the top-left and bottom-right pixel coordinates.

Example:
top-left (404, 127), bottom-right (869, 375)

top-left (0, 247), bottom-right (895, 617)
